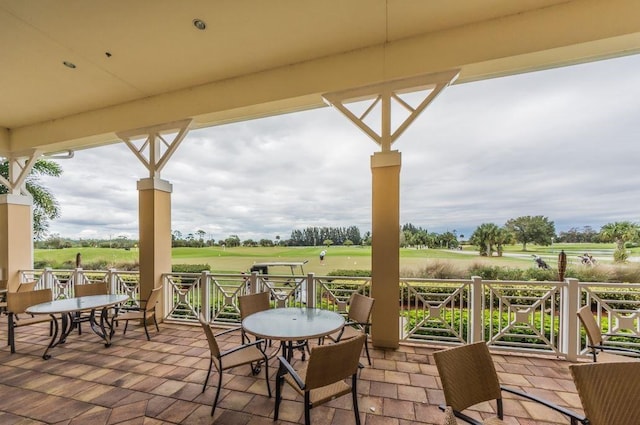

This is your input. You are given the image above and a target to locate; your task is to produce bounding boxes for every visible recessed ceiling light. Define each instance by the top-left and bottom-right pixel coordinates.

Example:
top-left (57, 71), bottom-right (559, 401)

top-left (193, 19), bottom-right (206, 30)
top-left (63, 61), bottom-right (76, 69)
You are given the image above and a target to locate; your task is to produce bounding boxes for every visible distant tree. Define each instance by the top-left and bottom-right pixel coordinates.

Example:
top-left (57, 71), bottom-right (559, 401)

top-left (438, 231), bottom-right (458, 249)
top-left (363, 231), bottom-right (372, 246)
top-left (225, 235), bottom-right (241, 247)
top-left (600, 221), bottom-right (639, 262)
top-left (196, 230), bottom-right (206, 247)
top-left (470, 223), bottom-right (500, 256)
top-left (275, 235), bottom-right (280, 245)
top-left (0, 158), bottom-right (62, 240)
top-left (412, 230), bottom-right (430, 249)
top-left (259, 239), bottom-right (274, 247)
top-left (504, 215), bottom-right (555, 251)
top-left (556, 226), bottom-right (600, 243)
top-left (242, 239), bottom-right (256, 247)
top-left (344, 239), bottom-right (353, 246)
top-left (494, 227), bottom-right (513, 257)
top-left (323, 239), bottom-right (333, 248)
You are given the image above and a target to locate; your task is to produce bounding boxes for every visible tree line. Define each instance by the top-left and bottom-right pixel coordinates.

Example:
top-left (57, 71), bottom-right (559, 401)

top-left (468, 216), bottom-right (640, 263)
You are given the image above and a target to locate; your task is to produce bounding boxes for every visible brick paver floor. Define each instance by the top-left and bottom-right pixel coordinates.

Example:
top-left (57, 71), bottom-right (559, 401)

top-left (0, 317), bottom-right (587, 424)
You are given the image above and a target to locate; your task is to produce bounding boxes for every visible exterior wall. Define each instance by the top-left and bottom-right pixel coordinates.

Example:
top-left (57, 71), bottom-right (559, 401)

top-left (137, 178), bottom-right (172, 320)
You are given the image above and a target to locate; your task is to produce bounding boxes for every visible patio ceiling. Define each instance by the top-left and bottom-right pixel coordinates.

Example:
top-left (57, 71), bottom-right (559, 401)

top-left (2, 0), bottom-right (640, 155)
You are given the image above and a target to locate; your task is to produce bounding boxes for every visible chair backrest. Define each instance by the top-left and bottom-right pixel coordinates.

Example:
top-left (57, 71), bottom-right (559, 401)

top-left (570, 361), bottom-right (640, 425)
top-left (304, 334), bottom-right (365, 390)
top-left (145, 285), bottom-right (163, 309)
top-left (198, 313), bottom-right (222, 359)
top-left (348, 293), bottom-right (375, 324)
top-left (17, 281), bottom-right (37, 292)
top-left (7, 288), bottom-right (52, 315)
top-left (74, 282), bottom-right (109, 297)
top-left (433, 342), bottom-right (502, 413)
top-left (239, 291), bottom-right (270, 319)
top-left (577, 305), bottom-right (603, 346)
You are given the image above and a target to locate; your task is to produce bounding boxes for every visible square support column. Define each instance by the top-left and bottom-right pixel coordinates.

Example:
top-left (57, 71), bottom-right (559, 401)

top-left (370, 151), bottom-right (401, 349)
top-left (0, 194), bottom-right (33, 291)
top-left (137, 178), bottom-right (172, 321)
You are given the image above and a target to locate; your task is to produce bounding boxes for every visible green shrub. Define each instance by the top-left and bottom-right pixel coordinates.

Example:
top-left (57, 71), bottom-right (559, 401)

top-left (327, 269), bottom-right (371, 277)
top-left (172, 264), bottom-right (211, 273)
top-left (614, 249), bottom-right (629, 263)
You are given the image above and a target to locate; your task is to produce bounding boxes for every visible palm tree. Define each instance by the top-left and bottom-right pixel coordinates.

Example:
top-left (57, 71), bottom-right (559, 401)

top-left (0, 159), bottom-right (62, 240)
top-left (494, 227), bottom-right (513, 257)
top-left (470, 223), bottom-right (500, 256)
top-left (600, 221), bottom-right (639, 250)
top-left (600, 221), bottom-right (639, 262)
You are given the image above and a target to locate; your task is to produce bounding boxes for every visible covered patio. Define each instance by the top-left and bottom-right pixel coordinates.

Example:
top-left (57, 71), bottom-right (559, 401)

top-left (3, 1), bottom-right (640, 350)
top-left (2, 2), bottom-right (640, 423)
top-left (0, 319), bottom-right (584, 425)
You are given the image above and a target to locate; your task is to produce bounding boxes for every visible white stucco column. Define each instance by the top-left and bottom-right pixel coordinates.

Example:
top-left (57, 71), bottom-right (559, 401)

top-left (0, 194), bottom-right (33, 291)
top-left (137, 178), bottom-right (172, 321)
top-left (370, 151), bottom-right (401, 348)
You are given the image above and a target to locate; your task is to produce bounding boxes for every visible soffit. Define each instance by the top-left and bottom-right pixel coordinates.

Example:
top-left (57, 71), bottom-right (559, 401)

top-left (0, 0), bottom-right (567, 129)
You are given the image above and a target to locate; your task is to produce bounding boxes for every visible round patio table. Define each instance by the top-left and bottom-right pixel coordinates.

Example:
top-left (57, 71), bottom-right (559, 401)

top-left (242, 307), bottom-right (344, 361)
top-left (26, 294), bottom-right (129, 359)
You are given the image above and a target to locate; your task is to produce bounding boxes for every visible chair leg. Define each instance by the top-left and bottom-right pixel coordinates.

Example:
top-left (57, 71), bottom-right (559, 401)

top-left (143, 319), bottom-right (150, 341)
top-left (274, 364), bottom-right (284, 420)
top-left (211, 370), bottom-right (223, 416)
top-left (304, 392), bottom-right (311, 425)
top-left (352, 374), bottom-right (361, 425)
top-left (153, 314), bottom-right (159, 332)
top-left (8, 313), bottom-right (15, 353)
top-left (123, 320), bottom-right (129, 335)
top-left (202, 358), bottom-right (213, 393)
top-left (263, 355), bottom-right (271, 398)
top-left (76, 312), bottom-right (82, 335)
top-left (364, 337), bottom-right (371, 366)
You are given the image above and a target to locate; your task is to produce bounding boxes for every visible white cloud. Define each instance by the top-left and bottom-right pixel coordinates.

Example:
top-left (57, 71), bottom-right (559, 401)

top-left (42, 54), bottom-right (640, 241)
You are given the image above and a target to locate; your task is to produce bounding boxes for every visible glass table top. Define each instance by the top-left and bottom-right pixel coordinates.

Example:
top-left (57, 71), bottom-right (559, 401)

top-left (242, 307), bottom-right (345, 340)
top-left (26, 294), bottom-right (129, 315)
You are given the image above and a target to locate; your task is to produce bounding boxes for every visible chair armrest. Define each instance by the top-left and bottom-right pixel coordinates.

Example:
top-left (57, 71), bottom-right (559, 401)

top-left (277, 355), bottom-right (305, 389)
top-left (501, 386), bottom-right (586, 423)
top-left (219, 338), bottom-right (266, 357)
top-left (590, 343), bottom-right (640, 357)
top-left (214, 327), bottom-right (242, 337)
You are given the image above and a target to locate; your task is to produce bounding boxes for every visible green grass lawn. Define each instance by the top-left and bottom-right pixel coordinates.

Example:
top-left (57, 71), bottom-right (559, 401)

top-left (34, 243), bottom-right (612, 275)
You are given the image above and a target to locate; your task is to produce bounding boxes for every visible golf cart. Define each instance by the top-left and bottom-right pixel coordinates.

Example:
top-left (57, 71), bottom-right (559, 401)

top-left (249, 261), bottom-right (308, 305)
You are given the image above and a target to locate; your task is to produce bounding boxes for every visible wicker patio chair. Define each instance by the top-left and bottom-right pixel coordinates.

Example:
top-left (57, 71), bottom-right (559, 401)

top-left (0, 279), bottom-right (6, 313)
top-left (1, 281), bottom-right (37, 316)
top-left (198, 313), bottom-right (271, 416)
top-left (577, 305), bottom-right (640, 362)
top-left (113, 285), bottom-right (161, 340)
top-left (326, 292), bottom-right (374, 365)
top-left (6, 288), bottom-right (53, 354)
top-left (73, 282), bottom-right (110, 335)
top-left (238, 291), bottom-right (270, 342)
top-left (17, 281), bottom-right (37, 292)
top-left (433, 342), bottom-right (585, 425)
top-left (275, 334), bottom-right (365, 425)
top-left (570, 361), bottom-right (640, 425)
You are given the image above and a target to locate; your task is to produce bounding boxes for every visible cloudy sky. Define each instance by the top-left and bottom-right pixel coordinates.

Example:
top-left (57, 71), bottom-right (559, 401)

top-left (41, 53), bottom-right (640, 242)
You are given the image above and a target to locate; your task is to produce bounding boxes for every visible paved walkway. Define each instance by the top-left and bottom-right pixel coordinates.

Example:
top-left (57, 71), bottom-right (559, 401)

top-left (0, 318), bottom-right (586, 424)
